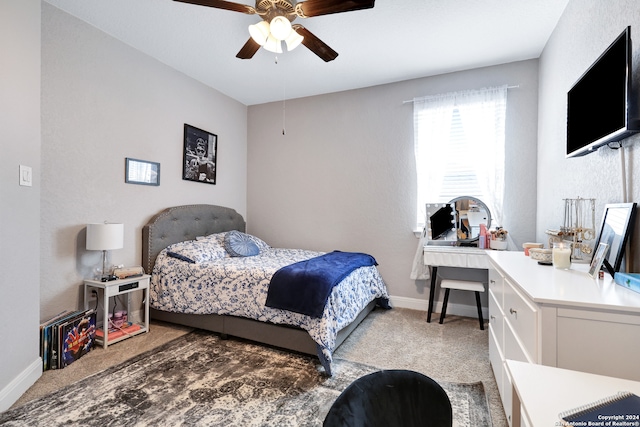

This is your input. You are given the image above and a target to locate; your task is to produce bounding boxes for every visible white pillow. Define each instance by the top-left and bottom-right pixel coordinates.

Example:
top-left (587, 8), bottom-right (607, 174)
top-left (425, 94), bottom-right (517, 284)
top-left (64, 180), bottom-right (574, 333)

top-left (165, 237), bottom-right (228, 263)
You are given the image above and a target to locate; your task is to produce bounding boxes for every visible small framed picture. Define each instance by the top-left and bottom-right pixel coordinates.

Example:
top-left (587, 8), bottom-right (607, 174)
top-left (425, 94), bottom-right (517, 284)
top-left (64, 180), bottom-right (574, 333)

top-left (182, 124), bottom-right (217, 184)
top-left (588, 242), bottom-right (610, 278)
top-left (125, 158), bottom-right (160, 186)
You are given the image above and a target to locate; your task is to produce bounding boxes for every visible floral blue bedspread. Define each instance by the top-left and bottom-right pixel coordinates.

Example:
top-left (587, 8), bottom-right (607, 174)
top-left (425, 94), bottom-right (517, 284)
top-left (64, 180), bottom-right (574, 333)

top-left (150, 247), bottom-right (389, 372)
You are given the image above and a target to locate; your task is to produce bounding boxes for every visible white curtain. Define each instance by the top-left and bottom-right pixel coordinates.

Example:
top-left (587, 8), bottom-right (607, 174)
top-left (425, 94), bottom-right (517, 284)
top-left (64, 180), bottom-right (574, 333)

top-left (413, 94), bottom-right (456, 226)
top-left (410, 85), bottom-right (508, 280)
top-left (455, 86), bottom-right (507, 226)
top-left (410, 227), bottom-right (430, 280)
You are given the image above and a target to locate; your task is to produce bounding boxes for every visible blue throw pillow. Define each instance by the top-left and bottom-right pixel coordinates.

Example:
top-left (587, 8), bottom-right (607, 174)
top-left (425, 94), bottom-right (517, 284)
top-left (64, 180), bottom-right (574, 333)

top-left (224, 230), bottom-right (260, 257)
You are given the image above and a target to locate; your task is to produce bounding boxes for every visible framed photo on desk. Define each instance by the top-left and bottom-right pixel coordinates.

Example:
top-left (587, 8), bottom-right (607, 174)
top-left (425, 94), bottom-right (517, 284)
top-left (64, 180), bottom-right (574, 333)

top-left (592, 203), bottom-right (636, 276)
top-left (588, 242), bottom-right (609, 278)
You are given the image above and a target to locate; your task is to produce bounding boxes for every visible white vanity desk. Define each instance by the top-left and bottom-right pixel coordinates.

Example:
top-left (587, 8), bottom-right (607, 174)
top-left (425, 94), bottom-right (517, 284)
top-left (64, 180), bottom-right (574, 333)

top-left (507, 360), bottom-right (640, 427)
top-left (487, 251), bottom-right (640, 426)
top-left (423, 245), bottom-right (490, 322)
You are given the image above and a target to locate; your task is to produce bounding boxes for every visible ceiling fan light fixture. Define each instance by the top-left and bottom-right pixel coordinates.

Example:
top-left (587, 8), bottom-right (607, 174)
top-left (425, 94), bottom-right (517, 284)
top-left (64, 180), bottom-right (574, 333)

top-left (284, 30), bottom-right (304, 51)
top-left (263, 34), bottom-right (283, 53)
top-left (248, 20), bottom-right (270, 45)
top-left (269, 15), bottom-right (292, 40)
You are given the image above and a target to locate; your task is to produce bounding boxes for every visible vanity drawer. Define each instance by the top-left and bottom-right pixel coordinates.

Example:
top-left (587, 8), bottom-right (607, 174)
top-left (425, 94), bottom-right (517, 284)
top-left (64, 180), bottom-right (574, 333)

top-left (467, 253), bottom-right (489, 268)
top-left (503, 278), bottom-right (538, 359)
top-left (489, 289), bottom-right (504, 331)
top-left (423, 252), bottom-right (467, 267)
top-left (488, 268), bottom-right (504, 307)
top-left (504, 319), bottom-right (534, 363)
top-left (488, 323), bottom-right (504, 398)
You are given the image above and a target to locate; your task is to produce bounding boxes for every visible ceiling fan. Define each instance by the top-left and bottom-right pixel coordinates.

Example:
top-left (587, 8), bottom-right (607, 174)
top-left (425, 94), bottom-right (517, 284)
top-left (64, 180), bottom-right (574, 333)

top-left (173, 0), bottom-right (375, 62)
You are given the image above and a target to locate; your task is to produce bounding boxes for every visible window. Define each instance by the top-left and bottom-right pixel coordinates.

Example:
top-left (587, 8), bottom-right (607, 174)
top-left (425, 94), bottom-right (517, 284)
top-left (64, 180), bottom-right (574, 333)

top-left (413, 86), bottom-right (507, 229)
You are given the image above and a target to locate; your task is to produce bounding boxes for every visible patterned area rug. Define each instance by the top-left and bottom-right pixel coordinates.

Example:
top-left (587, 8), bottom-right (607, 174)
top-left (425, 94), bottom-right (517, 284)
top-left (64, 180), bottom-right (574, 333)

top-left (1, 330), bottom-right (492, 426)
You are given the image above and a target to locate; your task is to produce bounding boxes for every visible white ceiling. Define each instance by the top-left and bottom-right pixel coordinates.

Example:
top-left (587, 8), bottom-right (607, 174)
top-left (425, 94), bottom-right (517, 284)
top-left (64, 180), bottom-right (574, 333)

top-left (43, 0), bottom-right (569, 106)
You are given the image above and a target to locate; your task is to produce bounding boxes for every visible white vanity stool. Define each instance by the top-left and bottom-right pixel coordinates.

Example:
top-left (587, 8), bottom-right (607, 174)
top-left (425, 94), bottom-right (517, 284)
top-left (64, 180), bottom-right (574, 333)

top-left (438, 279), bottom-right (485, 330)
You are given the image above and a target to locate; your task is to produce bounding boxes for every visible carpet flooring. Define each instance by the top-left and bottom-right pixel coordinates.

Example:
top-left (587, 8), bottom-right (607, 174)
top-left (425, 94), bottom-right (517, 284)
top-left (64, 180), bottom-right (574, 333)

top-left (1, 329), bottom-right (491, 426)
top-left (5, 308), bottom-right (508, 426)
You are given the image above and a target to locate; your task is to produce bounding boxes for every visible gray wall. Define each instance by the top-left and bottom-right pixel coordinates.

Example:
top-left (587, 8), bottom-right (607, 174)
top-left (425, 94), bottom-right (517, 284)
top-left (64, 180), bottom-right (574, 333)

top-left (2, 2), bottom-right (248, 409)
top-left (537, 0), bottom-right (640, 270)
top-left (0, 0), bottom-right (42, 411)
top-left (247, 60), bottom-right (539, 308)
top-left (39, 3), bottom-right (248, 321)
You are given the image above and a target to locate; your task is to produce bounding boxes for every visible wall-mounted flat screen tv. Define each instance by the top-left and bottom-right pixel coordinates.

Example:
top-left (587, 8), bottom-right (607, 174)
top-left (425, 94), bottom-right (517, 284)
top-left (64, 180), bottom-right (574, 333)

top-left (566, 26), bottom-right (639, 158)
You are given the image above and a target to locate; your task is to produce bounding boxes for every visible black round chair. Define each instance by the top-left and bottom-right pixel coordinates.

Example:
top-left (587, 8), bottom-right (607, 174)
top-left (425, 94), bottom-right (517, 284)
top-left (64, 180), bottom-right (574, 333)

top-left (323, 370), bottom-right (453, 427)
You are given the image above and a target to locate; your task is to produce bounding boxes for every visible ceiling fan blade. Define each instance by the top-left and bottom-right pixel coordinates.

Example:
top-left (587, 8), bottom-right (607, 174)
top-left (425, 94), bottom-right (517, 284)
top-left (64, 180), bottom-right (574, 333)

top-left (296, 0), bottom-right (374, 17)
top-left (173, 0), bottom-right (255, 14)
top-left (293, 25), bottom-right (338, 62)
top-left (236, 38), bottom-right (261, 59)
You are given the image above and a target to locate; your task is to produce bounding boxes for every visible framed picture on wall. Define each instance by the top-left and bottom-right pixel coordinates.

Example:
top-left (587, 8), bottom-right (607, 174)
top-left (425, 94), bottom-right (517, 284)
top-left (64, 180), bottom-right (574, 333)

top-left (125, 158), bottom-right (160, 186)
top-left (182, 124), bottom-right (217, 184)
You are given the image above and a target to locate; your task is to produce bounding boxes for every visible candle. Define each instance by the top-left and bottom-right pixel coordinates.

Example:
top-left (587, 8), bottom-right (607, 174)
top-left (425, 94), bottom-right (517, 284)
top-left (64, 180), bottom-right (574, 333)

top-left (552, 243), bottom-right (572, 269)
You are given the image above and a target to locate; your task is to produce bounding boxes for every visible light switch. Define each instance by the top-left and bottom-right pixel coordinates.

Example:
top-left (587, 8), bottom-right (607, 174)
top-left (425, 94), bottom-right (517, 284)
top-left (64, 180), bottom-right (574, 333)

top-left (19, 165), bottom-right (32, 187)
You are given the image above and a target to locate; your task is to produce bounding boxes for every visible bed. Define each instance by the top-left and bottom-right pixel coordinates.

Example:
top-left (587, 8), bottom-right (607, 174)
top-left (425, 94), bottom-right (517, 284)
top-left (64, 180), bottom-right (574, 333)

top-left (142, 204), bottom-right (390, 375)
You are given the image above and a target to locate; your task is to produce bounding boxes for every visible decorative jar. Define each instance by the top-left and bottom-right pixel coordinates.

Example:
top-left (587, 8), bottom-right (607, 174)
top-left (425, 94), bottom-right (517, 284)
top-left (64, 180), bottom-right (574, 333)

top-left (490, 239), bottom-right (508, 250)
top-left (552, 241), bottom-right (572, 269)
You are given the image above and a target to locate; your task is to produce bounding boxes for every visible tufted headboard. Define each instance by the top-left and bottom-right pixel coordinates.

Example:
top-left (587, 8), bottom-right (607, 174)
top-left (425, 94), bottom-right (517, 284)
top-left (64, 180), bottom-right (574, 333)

top-left (142, 204), bottom-right (246, 274)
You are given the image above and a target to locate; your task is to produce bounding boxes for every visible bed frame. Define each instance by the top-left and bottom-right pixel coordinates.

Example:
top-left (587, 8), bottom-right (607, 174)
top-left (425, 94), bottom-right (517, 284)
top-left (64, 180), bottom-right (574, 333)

top-left (142, 204), bottom-right (375, 358)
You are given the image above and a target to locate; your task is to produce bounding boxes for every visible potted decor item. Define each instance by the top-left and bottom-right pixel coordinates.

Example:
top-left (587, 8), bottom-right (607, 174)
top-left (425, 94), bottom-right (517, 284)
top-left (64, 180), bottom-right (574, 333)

top-left (490, 227), bottom-right (508, 250)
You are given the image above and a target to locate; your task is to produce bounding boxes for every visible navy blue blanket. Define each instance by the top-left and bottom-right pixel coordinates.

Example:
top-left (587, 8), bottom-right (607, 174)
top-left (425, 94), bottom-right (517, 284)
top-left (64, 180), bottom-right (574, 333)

top-left (265, 251), bottom-right (378, 318)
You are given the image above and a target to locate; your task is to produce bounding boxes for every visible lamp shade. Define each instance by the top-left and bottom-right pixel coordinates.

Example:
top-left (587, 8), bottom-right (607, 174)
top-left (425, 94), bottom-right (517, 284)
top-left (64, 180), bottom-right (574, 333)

top-left (249, 20), bottom-right (270, 46)
top-left (284, 30), bottom-right (304, 51)
top-left (269, 16), bottom-right (292, 40)
top-left (263, 34), bottom-right (283, 53)
top-left (86, 223), bottom-right (124, 251)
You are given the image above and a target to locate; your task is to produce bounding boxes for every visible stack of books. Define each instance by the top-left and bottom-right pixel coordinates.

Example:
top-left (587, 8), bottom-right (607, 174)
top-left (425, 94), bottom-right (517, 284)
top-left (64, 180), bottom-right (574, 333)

top-left (95, 322), bottom-right (141, 341)
top-left (39, 309), bottom-right (96, 370)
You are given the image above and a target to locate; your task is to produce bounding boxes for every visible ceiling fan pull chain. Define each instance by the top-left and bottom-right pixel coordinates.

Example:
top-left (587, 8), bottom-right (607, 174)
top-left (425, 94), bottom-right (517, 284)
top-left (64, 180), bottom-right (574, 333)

top-left (282, 60), bottom-right (287, 135)
top-left (282, 101), bottom-right (286, 135)
top-left (282, 74), bottom-right (287, 135)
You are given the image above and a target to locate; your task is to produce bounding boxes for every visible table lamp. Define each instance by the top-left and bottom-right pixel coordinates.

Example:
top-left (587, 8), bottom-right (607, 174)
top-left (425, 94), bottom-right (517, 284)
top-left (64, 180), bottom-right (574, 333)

top-left (86, 222), bottom-right (124, 281)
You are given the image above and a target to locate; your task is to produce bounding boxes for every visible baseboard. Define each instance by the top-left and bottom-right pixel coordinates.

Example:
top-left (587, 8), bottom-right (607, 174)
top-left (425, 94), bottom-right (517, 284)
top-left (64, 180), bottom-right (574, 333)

top-left (0, 357), bottom-right (42, 412)
top-left (389, 295), bottom-right (429, 311)
top-left (389, 295), bottom-right (488, 319)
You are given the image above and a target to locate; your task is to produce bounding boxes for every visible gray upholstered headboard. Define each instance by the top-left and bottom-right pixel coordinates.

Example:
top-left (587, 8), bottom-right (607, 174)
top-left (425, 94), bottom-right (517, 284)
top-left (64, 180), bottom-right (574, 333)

top-left (142, 204), bottom-right (246, 274)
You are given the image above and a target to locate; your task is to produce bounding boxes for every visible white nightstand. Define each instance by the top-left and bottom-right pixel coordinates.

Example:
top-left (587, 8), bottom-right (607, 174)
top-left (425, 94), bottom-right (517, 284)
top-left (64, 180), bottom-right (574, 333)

top-left (83, 275), bottom-right (150, 348)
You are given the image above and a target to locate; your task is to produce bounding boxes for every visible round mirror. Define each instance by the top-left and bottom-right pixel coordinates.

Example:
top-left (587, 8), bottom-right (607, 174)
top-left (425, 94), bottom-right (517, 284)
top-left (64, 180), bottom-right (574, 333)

top-left (449, 196), bottom-right (492, 243)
